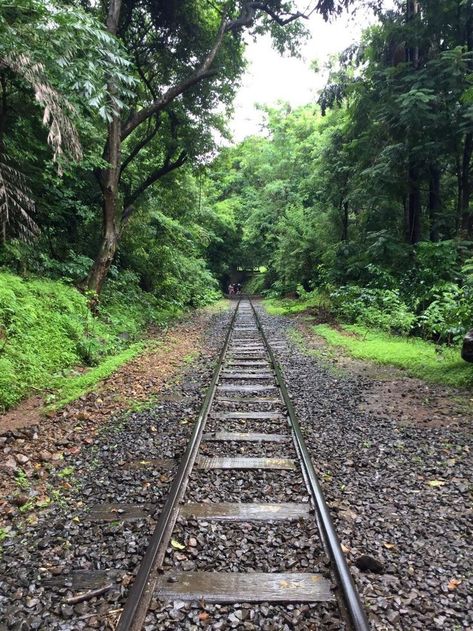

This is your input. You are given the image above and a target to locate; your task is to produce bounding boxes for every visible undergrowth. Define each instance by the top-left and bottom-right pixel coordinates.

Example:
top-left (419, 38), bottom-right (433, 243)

top-left (47, 341), bottom-right (148, 410)
top-left (0, 272), bottom-right (220, 411)
top-left (264, 292), bottom-right (323, 316)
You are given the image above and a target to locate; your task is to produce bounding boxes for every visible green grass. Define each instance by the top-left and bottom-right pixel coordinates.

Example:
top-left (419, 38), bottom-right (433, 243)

top-left (47, 341), bottom-right (146, 410)
top-left (314, 323), bottom-right (473, 388)
top-left (263, 294), bottom-right (324, 316)
top-left (0, 272), bottom-right (164, 411)
top-left (0, 271), bottom-right (217, 411)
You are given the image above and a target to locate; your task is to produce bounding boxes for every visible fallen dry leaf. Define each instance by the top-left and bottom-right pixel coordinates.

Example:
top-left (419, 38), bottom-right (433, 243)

top-left (198, 612), bottom-right (210, 621)
top-left (341, 544), bottom-right (350, 554)
top-left (383, 542), bottom-right (396, 549)
top-left (427, 480), bottom-right (446, 487)
top-left (447, 578), bottom-right (462, 591)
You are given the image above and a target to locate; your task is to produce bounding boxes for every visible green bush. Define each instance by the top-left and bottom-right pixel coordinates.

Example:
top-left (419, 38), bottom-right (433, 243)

top-left (0, 270), bottom-right (204, 411)
top-left (330, 285), bottom-right (416, 335)
top-left (244, 273), bottom-right (269, 295)
top-left (0, 273), bottom-right (99, 409)
top-left (417, 282), bottom-right (473, 344)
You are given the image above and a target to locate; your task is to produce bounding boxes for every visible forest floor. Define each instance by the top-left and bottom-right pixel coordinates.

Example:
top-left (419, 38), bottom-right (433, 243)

top-left (0, 301), bottom-right (471, 630)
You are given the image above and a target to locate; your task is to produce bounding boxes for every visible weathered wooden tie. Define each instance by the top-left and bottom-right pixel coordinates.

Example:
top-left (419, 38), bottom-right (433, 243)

top-left (196, 456), bottom-right (296, 470)
top-left (217, 384), bottom-right (277, 392)
top-left (179, 502), bottom-right (310, 521)
top-left (155, 572), bottom-right (334, 603)
top-left (203, 431), bottom-right (288, 442)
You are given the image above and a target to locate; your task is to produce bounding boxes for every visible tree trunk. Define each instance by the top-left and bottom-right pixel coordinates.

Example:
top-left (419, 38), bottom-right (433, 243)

top-left (85, 114), bottom-right (121, 293)
top-left (405, 0), bottom-right (421, 245)
top-left (460, 133), bottom-right (473, 238)
top-left (428, 164), bottom-right (441, 241)
top-left (341, 200), bottom-right (349, 241)
top-left (84, 0), bottom-right (122, 295)
top-left (407, 160), bottom-right (421, 244)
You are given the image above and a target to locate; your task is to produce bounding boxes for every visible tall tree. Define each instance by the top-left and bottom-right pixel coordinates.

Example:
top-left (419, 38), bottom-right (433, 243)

top-left (84, 0), bottom-right (353, 294)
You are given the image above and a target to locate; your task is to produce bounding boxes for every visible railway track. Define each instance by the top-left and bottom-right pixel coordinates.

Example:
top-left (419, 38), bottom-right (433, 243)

top-left (116, 298), bottom-right (369, 631)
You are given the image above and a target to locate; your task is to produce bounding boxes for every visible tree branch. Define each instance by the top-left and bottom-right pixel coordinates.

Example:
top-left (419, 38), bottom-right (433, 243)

top-left (121, 150), bottom-right (188, 224)
top-left (120, 2), bottom-right (310, 141)
top-left (121, 14), bottom-right (227, 141)
top-left (120, 114), bottom-right (160, 175)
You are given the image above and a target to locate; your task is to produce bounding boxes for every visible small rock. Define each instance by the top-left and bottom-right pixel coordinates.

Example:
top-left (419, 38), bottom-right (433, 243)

top-left (61, 604), bottom-right (74, 619)
top-left (1, 455), bottom-right (18, 472)
top-left (15, 453), bottom-right (29, 465)
top-left (11, 495), bottom-right (30, 507)
top-left (354, 555), bottom-right (384, 574)
top-left (387, 610), bottom-right (400, 624)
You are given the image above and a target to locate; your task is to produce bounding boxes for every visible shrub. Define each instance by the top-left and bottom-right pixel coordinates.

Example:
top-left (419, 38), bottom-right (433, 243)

top-left (417, 282), bottom-right (473, 344)
top-left (330, 285), bottom-right (416, 335)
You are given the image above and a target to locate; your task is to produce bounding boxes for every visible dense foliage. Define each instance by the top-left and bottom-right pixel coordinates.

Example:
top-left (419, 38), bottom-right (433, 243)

top-left (206, 0), bottom-right (473, 346)
top-left (0, 0), bottom-right (332, 408)
top-left (2, 0), bottom-right (473, 408)
top-left (0, 0), bottom-right (314, 303)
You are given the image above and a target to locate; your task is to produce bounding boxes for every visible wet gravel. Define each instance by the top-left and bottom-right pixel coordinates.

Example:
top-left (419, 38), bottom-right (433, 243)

top-left (199, 439), bottom-right (296, 458)
top-left (144, 600), bottom-right (345, 630)
top-left (186, 469), bottom-right (309, 504)
top-left (3, 299), bottom-right (469, 630)
top-left (256, 304), bottom-right (473, 630)
top-left (205, 417), bottom-right (288, 435)
top-left (166, 518), bottom-right (327, 573)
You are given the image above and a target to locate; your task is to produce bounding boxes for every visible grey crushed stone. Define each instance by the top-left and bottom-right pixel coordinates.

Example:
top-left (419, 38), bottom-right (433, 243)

top-left (256, 304), bottom-right (473, 630)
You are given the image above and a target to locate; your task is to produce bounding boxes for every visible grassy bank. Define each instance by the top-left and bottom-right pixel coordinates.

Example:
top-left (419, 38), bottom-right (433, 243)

top-left (46, 341), bottom-right (148, 410)
top-left (264, 293), bottom-right (323, 316)
top-left (263, 297), bottom-right (473, 388)
top-left (0, 272), bottom-right (214, 412)
top-left (315, 324), bottom-right (473, 388)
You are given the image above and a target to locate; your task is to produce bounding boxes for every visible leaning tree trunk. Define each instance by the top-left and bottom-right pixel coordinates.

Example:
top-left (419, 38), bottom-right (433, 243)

top-left (407, 160), bottom-right (422, 244)
top-left (85, 115), bottom-right (121, 294)
top-left (341, 200), bottom-right (349, 242)
top-left (428, 164), bottom-right (441, 241)
top-left (84, 0), bottom-right (122, 295)
top-left (460, 132), bottom-right (473, 239)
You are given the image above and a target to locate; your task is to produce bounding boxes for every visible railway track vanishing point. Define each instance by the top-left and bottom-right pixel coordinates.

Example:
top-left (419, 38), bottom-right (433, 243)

top-left (116, 298), bottom-right (369, 631)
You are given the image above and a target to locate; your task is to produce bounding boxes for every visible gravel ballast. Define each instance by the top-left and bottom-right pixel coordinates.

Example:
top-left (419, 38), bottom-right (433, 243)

top-left (256, 304), bottom-right (473, 630)
top-left (0, 309), bottom-right (231, 630)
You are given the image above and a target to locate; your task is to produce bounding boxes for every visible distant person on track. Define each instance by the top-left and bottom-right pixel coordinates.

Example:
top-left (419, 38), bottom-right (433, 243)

top-left (236, 283), bottom-right (242, 294)
top-left (228, 283), bottom-right (234, 296)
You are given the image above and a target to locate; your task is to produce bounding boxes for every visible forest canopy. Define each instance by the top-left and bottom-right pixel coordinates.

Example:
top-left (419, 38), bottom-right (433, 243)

top-left (204, 0), bottom-right (473, 346)
top-left (1, 0), bottom-right (473, 362)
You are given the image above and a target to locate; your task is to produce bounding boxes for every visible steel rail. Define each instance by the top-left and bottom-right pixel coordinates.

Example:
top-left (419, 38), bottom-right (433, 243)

top-left (116, 299), bottom-right (241, 631)
top-left (248, 297), bottom-right (370, 631)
